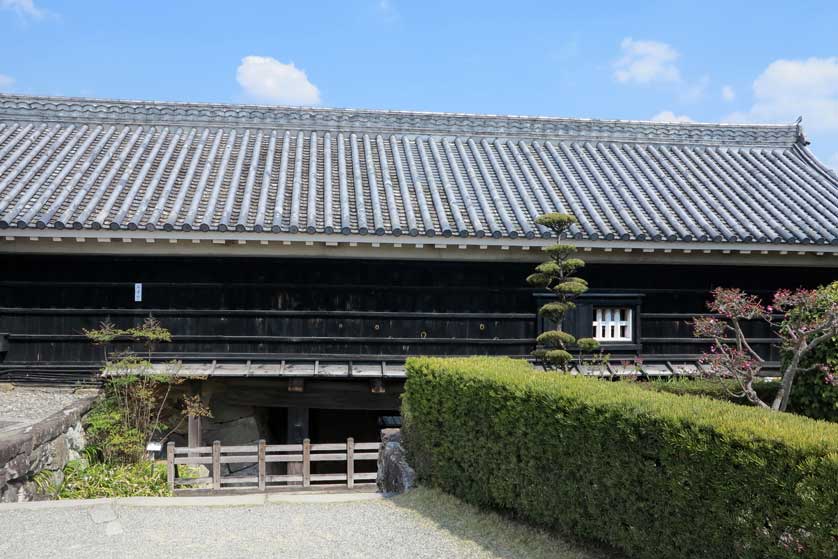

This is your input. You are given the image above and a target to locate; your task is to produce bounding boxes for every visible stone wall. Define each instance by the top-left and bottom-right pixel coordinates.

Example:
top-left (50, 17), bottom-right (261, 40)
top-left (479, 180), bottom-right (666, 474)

top-left (0, 395), bottom-right (98, 502)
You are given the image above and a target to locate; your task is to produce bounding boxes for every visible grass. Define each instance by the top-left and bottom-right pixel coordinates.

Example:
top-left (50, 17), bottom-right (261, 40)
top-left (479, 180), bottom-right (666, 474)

top-left (58, 459), bottom-right (171, 499)
top-left (390, 487), bottom-right (622, 559)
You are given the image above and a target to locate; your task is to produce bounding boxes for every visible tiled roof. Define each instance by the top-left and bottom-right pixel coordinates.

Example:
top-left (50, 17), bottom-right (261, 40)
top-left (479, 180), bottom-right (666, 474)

top-left (0, 94), bottom-right (836, 244)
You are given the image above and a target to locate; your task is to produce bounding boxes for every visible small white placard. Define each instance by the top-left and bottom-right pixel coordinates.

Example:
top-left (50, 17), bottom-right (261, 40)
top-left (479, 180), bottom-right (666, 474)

top-left (134, 283), bottom-right (142, 302)
top-left (146, 441), bottom-right (162, 452)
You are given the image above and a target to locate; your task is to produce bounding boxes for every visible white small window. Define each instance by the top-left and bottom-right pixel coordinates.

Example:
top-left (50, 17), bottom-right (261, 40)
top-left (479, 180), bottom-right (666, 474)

top-left (593, 307), bottom-right (633, 342)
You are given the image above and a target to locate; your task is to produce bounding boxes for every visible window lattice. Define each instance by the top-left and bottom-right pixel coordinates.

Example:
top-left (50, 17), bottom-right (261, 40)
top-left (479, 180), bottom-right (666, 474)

top-left (593, 307), bottom-right (632, 342)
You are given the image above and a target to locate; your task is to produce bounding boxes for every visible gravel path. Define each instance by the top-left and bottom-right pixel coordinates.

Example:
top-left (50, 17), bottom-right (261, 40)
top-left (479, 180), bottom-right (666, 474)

top-left (0, 493), bottom-right (610, 559)
top-left (0, 387), bottom-right (93, 429)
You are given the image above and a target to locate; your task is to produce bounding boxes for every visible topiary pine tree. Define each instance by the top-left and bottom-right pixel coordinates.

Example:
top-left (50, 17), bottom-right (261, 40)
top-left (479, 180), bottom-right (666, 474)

top-left (527, 213), bottom-right (599, 371)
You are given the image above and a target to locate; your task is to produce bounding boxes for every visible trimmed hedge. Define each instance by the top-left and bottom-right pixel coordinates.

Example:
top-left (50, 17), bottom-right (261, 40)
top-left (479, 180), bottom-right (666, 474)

top-left (645, 377), bottom-right (781, 405)
top-left (403, 357), bottom-right (838, 559)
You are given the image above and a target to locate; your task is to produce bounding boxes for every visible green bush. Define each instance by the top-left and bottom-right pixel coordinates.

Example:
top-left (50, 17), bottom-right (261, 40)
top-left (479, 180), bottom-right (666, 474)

top-left (58, 459), bottom-right (170, 499)
top-left (403, 357), bottom-right (838, 559)
top-left (791, 365), bottom-right (838, 422)
top-left (788, 282), bottom-right (838, 422)
top-left (645, 377), bottom-right (781, 405)
top-left (83, 397), bottom-right (146, 464)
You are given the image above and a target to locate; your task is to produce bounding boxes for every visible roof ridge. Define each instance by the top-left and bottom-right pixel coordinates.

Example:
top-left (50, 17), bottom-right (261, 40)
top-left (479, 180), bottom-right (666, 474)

top-left (0, 93), bottom-right (799, 148)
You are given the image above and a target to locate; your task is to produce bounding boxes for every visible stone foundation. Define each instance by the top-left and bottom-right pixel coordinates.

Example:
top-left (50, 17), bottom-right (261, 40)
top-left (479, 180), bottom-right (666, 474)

top-left (0, 395), bottom-right (98, 502)
top-left (202, 399), bottom-right (273, 476)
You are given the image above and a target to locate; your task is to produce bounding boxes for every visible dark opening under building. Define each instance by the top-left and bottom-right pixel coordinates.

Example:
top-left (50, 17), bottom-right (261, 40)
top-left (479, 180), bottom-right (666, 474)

top-left (0, 94), bottom-right (836, 453)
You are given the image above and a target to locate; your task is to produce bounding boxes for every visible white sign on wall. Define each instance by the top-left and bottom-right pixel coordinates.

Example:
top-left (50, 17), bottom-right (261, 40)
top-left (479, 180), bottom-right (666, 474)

top-left (134, 283), bottom-right (142, 302)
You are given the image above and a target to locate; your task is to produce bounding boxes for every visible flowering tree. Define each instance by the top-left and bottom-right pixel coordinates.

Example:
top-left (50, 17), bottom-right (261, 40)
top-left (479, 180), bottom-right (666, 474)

top-left (693, 285), bottom-right (838, 411)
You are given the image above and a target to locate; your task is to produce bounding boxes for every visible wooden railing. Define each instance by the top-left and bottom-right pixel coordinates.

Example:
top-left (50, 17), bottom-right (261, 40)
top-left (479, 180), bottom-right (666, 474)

top-left (166, 438), bottom-right (381, 494)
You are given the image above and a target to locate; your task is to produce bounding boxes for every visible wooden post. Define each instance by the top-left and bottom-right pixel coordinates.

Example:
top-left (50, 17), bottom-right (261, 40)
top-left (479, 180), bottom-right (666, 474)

top-left (166, 442), bottom-right (175, 492)
top-left (212, 440), bottom-right (221, 491)
top-left (258, 439), bottom-right (266, 491)
top-left (286, 406), bottom-right (309, 480)
top-left (187, 380), bottom-right (202, 455)
top-left (302, 438), bottom-right (311, 488)
top-left (346, 437), bottom-right (354, 489)
top-left (187, 415), bottom-right (201, 452)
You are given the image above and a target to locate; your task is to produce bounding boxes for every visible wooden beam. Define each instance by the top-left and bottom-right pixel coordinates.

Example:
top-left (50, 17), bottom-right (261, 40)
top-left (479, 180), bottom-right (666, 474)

top-left (215, 379), bottom-right (402, 410)
top-left (187, 415), bottom-right (202, 449)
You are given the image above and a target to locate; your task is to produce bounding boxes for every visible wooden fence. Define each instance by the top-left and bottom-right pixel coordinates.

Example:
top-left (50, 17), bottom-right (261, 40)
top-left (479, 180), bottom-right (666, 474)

top-left (166, 438), bottom-right (381, 494)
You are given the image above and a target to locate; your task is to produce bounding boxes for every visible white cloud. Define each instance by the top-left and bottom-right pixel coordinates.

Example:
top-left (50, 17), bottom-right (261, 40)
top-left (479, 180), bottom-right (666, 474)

top-left (721, 85), bottom-right (735, 102)
top-left (0, 74), bottom-right (14, 90)
top-left (651, 110), bottom-right (694, 123)
top-left (727, 57), bottom-right (838, 132)
top-left (614, 38), bottom-right (681, 84)
top-left (1, 0), bottom-right (44, 18)
top-left (613, 38), bottom-right (707, 102)
top-left (236, 56), bottom-right (321, 106)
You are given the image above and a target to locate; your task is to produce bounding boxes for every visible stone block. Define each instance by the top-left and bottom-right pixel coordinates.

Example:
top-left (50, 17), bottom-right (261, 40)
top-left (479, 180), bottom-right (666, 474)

top-left (376, 429), bottom-right (416, 495)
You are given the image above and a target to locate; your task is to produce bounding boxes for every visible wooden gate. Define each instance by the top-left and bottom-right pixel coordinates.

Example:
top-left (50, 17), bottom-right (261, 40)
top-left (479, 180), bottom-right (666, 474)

top-left (166, 438), bottom-right (381, 494)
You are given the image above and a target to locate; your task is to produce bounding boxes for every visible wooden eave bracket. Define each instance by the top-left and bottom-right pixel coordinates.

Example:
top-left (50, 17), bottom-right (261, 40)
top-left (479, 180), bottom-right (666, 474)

top-left (370, 378), bottom-right (386, 394)
top-left (288, 378), bottom-right (305, 392)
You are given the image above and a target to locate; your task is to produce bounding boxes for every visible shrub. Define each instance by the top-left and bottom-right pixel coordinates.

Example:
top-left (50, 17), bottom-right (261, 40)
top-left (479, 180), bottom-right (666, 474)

top-left (788, 282), bottom-right (838, 422)
top-left (403, 357), bottom-right (838, 559)
top-left (84, 397), bottom-right (146, 464)
top-left (645, 377), bottom-right (781, 405)
top-left (58, 459), bottom-right (170, 499)
top-left (790, 364), bottom-right (838, 422)
top-left (84, 319), bottom-right (210, 464)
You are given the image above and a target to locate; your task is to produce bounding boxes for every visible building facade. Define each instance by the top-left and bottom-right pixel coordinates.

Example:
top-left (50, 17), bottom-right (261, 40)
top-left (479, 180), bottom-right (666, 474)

top-left (0, 94), bottom-right (836, 448)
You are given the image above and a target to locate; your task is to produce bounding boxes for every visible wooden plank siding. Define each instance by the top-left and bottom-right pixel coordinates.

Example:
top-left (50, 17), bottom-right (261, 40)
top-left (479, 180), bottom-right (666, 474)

top-left (1, 254), bottom-right (835, 377)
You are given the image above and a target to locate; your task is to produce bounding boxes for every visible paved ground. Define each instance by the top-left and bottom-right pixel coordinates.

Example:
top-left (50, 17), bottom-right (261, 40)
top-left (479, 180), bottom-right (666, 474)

top-left (0, 491), bottom-right (613, 559)
top-left (0, 386), bottom-right (96, 432)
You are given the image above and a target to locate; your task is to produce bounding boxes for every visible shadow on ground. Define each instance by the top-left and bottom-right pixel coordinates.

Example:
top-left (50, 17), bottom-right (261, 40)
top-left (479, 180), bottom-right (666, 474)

top-left (387, 487), bottom-right (624, 559)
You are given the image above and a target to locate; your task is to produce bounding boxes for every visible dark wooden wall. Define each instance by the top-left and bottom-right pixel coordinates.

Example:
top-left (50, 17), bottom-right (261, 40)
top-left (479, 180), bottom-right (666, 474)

top-left (0, 254), bottom-right (834, 367)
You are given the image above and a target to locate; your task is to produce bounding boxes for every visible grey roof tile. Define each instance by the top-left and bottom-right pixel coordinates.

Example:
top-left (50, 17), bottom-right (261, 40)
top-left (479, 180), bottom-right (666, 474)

top-left (0, 94), bottom-right (836, 245)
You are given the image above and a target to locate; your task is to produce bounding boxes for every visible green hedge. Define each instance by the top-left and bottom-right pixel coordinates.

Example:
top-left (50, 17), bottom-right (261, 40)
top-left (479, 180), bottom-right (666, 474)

top-left (403, 357), bottom-right (838, 559)
top-left (645, 377), bottom-right (781, 405)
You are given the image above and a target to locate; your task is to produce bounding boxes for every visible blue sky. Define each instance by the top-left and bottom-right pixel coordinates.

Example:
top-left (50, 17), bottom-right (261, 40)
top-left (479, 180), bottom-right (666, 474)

top-left (2, 0), bottom-right (838, 167)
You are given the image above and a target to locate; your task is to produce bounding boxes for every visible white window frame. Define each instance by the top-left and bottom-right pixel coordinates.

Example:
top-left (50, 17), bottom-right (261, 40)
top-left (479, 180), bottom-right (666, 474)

top-left (592, 307), bottom-right (633, 342)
